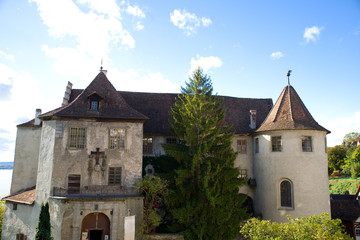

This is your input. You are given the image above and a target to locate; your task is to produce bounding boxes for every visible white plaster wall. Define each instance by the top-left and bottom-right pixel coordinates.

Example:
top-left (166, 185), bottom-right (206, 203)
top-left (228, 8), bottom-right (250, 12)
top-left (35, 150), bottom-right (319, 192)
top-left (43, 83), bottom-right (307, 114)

top-left (253, 130), bottom-right (330, 222)
top-left (10, 127), bottom-right (41, 194)
top-left (51, 120), bottom-right (143, 191)
top-left (2, 202), bottom-right (40, 240)
top-left (233, 135), bottom-right (254, 199)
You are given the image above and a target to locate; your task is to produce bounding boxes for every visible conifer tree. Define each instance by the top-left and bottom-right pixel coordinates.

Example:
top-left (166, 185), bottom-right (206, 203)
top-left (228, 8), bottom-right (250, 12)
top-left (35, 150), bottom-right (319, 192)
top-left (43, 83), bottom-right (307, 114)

top-left (163, 68), bottom-right (248, 240)
top-left (35, 202), bottom-right (53, 240)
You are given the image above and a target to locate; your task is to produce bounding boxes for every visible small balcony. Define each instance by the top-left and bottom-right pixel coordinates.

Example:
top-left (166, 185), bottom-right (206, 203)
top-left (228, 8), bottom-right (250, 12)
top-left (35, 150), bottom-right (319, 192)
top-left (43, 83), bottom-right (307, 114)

top-left (52, 185), bottom-right (141, 199)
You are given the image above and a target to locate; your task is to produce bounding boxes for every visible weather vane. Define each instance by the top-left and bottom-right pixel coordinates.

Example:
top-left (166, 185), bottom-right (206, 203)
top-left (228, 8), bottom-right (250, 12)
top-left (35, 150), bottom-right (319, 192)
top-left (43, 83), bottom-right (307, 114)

top-left (287, 70), bottom-right (292, 85)
top-left (100, 59), bottom-right (103, 71)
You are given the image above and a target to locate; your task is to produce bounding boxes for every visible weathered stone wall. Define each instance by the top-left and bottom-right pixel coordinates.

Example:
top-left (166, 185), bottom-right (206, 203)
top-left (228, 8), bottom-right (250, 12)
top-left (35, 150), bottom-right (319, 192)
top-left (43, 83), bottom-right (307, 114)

top-left (10, 127), bottom-right (41, 194)
top-left (51, 120), bottom-right (143, 193)
top-left (253, 130), bottom-right (330, 222)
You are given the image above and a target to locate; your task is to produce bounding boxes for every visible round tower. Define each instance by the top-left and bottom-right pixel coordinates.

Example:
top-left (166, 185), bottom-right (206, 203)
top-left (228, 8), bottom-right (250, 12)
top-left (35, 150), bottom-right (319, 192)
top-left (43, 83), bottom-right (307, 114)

top-left (253, 83), bottom-right (330, 222)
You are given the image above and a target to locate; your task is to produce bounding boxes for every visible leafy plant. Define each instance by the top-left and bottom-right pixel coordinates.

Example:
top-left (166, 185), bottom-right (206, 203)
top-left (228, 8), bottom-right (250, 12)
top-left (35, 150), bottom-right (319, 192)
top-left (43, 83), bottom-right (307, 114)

top-left (240, 213), bottom-right (352, 240)
top-left (0, 201), bottom-right (4, 240)
top-left (136, 176), bottom-right (168, 234)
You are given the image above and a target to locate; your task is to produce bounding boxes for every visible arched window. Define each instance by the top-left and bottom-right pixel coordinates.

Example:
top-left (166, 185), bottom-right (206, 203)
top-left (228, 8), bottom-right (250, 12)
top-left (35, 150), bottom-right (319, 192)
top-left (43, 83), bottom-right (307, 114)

top-left (280, 179), bottom-right (293, 208)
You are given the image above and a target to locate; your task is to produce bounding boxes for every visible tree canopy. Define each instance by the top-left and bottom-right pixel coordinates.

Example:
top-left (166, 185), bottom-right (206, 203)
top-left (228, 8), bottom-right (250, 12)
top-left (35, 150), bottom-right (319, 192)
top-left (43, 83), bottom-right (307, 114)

top-left (328, 145), bottom-right (347, 171)
top-left (342, 132), bottom-right (360, 147)
top-left (163, 68), bottom-right (248, 240)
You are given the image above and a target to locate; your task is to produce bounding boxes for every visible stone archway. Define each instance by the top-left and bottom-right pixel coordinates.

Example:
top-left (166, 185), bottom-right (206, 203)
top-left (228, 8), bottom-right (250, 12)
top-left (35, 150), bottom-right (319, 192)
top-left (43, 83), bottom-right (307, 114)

top-left (81, 213), bottom-right (110, 240)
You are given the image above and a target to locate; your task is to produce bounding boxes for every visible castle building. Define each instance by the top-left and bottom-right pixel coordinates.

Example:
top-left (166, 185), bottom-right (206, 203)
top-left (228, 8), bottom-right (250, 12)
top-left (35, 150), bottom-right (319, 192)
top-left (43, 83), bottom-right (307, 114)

top-left (2, 70), bottom-right (330, 239)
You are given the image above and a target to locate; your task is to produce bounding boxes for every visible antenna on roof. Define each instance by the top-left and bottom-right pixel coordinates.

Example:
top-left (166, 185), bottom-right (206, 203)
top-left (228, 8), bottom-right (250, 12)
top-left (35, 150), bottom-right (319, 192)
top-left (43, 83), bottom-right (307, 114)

top-left (287, 70), bottom-right (292, 86)
top-left (100, 59), bottom-right (103, 71)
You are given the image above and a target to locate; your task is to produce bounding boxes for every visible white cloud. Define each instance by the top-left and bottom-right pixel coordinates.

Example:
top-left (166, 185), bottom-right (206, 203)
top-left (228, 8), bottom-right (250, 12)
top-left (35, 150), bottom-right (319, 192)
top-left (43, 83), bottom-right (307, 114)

top-left (76, 0), bottom-right (121, 18)
top-left (170, 9), bottom-right (212, 36)
top-left (0, 50), bottom-right (14, 62)
top-left (271, 51), bottom-right (284, 60)
top-left (127, 5), bottom-right (145, 18)
top-left (304, 26), bottom-right (322, 43)
top-left (107, 68), bottom-right (179, 93)
top-left (189, 55), bottom-right (222, 75)
top-left (135, 21), bottom-right (144, 31)
top-left (322, 112), bottom-right (360, 147)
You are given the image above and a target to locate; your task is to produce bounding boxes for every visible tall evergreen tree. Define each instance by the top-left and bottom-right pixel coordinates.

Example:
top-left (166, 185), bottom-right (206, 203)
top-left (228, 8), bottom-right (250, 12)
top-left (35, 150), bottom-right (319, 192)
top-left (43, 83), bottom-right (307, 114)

top-left (163, 68), bottom-right (248, 240)
top-left (35, 202), bottom-right (53, 240)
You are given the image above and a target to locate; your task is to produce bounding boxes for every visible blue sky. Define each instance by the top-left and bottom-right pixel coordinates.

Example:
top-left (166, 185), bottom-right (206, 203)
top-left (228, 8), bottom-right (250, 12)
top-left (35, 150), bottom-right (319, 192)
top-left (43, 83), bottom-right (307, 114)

top-left (0, 0), bottom-right (359, 162)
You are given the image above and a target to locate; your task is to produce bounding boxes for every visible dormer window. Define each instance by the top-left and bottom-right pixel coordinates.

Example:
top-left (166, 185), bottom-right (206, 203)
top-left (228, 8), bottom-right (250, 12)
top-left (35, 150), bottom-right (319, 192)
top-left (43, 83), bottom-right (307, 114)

top-left (90, 101), bottom-right (98, 110)
top-left (88, 92), bottom-right (103, 111)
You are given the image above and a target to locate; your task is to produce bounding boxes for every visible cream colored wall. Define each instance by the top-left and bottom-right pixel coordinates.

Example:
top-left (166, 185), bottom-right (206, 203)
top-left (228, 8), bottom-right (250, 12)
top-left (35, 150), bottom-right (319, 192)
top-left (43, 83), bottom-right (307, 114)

top-left (233, 135), bottom-right (254, 199)
top-left (51, 119), bottom-right (143, 192)
top-left (10, 127), bottom-right (41, 194)
top-left (253, 130), bottom-right (330, 222)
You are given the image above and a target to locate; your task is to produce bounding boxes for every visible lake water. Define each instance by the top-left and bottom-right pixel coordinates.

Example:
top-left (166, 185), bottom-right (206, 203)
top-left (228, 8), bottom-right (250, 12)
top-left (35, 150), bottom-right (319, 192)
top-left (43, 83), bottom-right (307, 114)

top-left (0, 170), bottom-right (13, 198)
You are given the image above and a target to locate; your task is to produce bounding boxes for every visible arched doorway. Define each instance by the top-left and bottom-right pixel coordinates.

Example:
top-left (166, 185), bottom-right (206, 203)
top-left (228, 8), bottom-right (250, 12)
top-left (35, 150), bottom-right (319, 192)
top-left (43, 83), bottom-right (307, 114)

top-left (81, 213), bottom-right (110, 240)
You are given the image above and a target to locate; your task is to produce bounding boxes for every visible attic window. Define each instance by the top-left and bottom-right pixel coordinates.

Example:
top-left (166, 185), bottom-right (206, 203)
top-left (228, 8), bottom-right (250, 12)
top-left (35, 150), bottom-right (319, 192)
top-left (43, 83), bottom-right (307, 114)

top-left (90, 101), bottom-right (98, 110)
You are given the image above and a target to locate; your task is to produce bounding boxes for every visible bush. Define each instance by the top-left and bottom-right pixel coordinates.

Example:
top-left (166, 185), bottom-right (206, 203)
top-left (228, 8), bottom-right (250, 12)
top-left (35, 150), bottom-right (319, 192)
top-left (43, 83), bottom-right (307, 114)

top-left (0, 201), bottom-right (4, 240)
top-left (240, 213), bottom-right (352, 240)
top-left (329, 181), bottom-right (360, 194)
top-left (351, 162), bottom-right (360, 178)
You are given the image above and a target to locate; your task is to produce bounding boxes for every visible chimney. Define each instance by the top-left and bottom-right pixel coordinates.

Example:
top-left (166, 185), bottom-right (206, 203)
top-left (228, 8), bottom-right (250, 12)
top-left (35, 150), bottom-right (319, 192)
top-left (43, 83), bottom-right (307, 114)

top-left (35, 109), bottom-right (42, 126)
top-left (249, 110), bottom-right (256, 129)
top-left (62, 81), bottom-right (73, 106)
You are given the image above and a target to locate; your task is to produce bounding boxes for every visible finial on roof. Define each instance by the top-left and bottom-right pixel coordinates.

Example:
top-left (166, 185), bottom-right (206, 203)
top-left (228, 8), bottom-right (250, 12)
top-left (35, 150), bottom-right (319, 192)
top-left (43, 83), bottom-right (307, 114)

top-left (287, 70), bottom-right (292, 86)
top-left (100, 59), bottom-right (103, 71)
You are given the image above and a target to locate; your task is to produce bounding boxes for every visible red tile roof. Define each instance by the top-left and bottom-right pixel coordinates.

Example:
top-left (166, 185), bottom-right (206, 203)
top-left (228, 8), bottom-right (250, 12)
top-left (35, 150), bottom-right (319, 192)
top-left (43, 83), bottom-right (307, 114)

top-left (2, 186), bottom-right (36, 205)
top-left (256, 85), bottom-right (329, 133)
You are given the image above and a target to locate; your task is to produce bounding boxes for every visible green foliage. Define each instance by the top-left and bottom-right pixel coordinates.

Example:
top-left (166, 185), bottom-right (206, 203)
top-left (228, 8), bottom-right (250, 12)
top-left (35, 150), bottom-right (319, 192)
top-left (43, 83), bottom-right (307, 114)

top-left (35, 202), bottom-right (53, 240)
top-left (0, 201), bottom-right (4, 240)
top-left (328, 145), bottom-right (347, 171)
top-left (136, 176), bottom-right (168, 234)
top-left (240, 213), bottom-right (352, 240)
top-left (329, 180), bottom-right (360, 194)
top-left (342, 132), bottom-right (360, 147)
top-left (163, 68), bottom-right (248, 240)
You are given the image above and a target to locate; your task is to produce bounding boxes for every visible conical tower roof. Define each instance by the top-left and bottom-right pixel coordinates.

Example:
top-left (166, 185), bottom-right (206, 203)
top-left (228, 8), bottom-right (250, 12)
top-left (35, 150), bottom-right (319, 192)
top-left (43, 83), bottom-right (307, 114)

top-left (40, 72), bottom-right (148, 121)
top-left (256, 85), bottom-right (329, 133)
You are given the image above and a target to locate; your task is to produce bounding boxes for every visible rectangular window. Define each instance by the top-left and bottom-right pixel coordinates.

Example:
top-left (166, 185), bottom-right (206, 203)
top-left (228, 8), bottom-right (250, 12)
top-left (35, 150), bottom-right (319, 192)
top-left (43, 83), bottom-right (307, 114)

top-left (237, 140), bottom-right (247, 153)
top-left (69, 127), bottom-right (86, 149)
top-left (143, 137), bottom-right (153, 154)
top-left (239, 169), bottom-right (247, 179)
top-left (13, 203), bottom-right (17, 210)
top-left (16, 234), bottom-right (27, 240)
top-left (67, 174), bottom-right (81, 194)
top-left (166, 137), bottom-right (177, 144)
top-left (272, 136), bottom-right (282, 152)
top-left (108, 167), bottom-right (122, 185)
top-left (356, 227), bottom-right (360, 236)
top-left (302, 136), bottom-right (312, 152)
top-left (109, 128), bottom-right (126, 149)
top-left (90, 101), bottom-right (98, 110)
top-left (255, 138), bottom-right (259, 153)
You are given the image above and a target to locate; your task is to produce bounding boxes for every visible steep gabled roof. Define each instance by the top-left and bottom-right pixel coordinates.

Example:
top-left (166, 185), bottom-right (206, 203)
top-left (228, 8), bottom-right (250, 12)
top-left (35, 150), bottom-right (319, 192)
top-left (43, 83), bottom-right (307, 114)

top-left (2, 186), bottom-right (36, 205)
top-left (70, 90), bottom-right (273, 135)
top-left (40, 72), bottom-right (148, 121)
top-left (256, 85), bottom-right (329, 133)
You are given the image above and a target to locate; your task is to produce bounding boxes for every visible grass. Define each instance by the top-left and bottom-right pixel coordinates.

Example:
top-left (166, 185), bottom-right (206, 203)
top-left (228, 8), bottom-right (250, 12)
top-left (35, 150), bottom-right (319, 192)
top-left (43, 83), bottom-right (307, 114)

top-left (329, 177), bottom-right (360, 194)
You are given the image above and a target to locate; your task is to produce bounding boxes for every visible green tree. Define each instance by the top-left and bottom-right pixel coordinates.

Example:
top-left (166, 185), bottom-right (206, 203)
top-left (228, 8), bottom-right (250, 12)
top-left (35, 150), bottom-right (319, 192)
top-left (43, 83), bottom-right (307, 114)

top-left (240, 213), bottom-right (352, 240)
top-left (163, 68), bottom-right (248, 240)
top-left (35, 202), bottom-right (53, 240)
top-left (0, 201), bottom-right (4, 240)
top-left (342, 132), bottom-right (360, 147)
top-left (136, 176), bottom-right (168, 234)
top-left (328, 145), bottom-right (347, 171)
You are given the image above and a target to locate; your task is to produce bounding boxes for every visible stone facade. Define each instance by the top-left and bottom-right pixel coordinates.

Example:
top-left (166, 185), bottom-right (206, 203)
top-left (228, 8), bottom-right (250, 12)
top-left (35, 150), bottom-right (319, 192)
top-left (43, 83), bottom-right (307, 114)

top-left (2, 72), bottom-right (331, 240)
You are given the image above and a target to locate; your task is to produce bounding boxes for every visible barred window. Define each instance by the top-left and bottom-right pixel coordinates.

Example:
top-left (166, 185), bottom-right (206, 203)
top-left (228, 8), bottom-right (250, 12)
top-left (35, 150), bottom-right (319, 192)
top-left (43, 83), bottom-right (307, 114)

top-left (237, 140), bottom-right (247, 154)
top-left (272, 136), bottom-right (282, 152)
top-left (16, 234), bottom-right (27, 240)
top-left (255, 138), bottom-right (259, 153)
top-left (143, 137), bottom-right (153, 154)
top-left (109, 167), bottom-right (122, 185)
top-left (67, 174), bottom-right (81, 194)
top-left (110, 128), bottom-right (126, 149)
top-left (69, 127), bottom-right (86, 149)
top-left (280, 180), bottom-right (293, 208)
top-left (239, 169), bottom-right (247, 179)
top-left (302, 136), bottom-right (312, 152)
